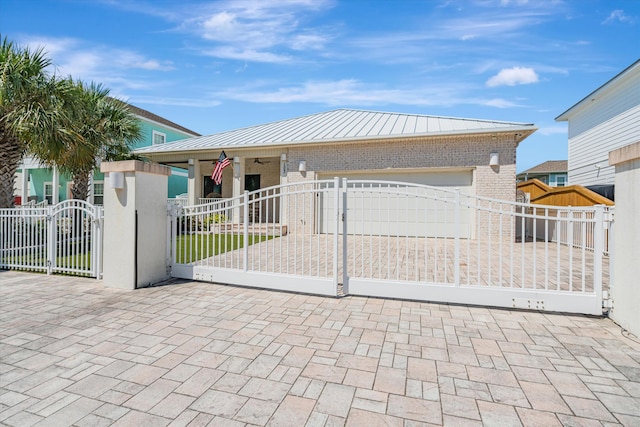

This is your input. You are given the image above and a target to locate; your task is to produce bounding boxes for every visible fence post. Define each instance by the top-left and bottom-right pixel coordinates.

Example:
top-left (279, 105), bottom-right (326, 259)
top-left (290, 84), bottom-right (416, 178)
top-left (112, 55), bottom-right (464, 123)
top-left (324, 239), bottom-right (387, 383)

top-left (608, 208), bottom-right (614, 295)
top-left (342, 178), bottom-right (349, 294)
top-left (593, 205), bottom-right (604, 311)
top-left (166, 204), bottom-right (174, 276)
top-left (46, 206), bottom-right (54, 275)
top-left (94, 205), bottom-right (103, 279)
top-left (454, 188), bottom-right (460, 286)
top-left (329, 178), bottom-right (340, 293)
top-left (243, 191), bottom-right (249, 272)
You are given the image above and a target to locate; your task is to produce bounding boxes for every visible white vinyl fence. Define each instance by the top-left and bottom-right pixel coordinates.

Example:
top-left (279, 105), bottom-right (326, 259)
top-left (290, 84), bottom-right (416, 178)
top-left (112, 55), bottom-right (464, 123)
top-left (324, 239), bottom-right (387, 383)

top-left (0, 200), bottom-right (103, 278)
top-left (518, 206), bottom-right (614, 256)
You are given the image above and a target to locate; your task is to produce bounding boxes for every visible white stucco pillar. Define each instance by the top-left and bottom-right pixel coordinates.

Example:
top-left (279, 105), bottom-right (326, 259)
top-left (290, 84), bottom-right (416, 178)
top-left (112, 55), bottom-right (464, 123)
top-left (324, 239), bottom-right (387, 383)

top-left (100, 160), bottom-right (171, 290)
top-left (608, 142), bottom-right (640, 338)
top-left (52, 166), bottom-right (60, 204)
top-left (187, 158), bottom-right (201, 205)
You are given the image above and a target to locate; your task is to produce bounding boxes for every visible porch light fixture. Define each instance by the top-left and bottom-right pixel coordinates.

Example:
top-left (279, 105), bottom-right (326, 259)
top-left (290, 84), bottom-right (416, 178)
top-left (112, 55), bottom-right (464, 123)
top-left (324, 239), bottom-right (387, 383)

top-left (489, 152), bottom-right (499, 167)
top-left (280, 154), bottom-right (287, 175)
top-left (108, 172), bottom-right (124, 189)
top-left (298, 160), bottom-right (306, 173)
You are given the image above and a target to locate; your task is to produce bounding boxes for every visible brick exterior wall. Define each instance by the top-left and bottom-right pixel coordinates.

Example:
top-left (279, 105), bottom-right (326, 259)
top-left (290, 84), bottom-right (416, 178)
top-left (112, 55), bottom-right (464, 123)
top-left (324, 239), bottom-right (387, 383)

top-left (286, 134), bottom-right (516, 200)
top-left (282, 134), bottom-right (518, 236)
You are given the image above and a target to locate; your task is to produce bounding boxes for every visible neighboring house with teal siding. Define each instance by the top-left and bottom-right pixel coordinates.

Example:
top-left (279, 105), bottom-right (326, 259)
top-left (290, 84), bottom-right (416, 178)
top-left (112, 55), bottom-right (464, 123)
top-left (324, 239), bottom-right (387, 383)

top-left (516, 160), bottom-right (568, 186)
top-left (14, 102), bottom-right (200, 205)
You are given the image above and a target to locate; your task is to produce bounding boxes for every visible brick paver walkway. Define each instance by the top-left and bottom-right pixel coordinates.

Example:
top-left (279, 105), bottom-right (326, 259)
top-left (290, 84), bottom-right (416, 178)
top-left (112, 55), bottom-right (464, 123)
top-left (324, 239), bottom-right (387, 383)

top-left (1, 271), bottom-right (639, 426)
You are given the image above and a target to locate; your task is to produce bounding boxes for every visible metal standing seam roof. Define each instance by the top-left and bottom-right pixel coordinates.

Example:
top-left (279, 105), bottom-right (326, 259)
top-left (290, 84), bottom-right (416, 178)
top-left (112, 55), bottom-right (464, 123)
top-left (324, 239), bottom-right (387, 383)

top-left (517, 160), bottom-right (568, 175)
top-left (134, 108), bottom-right (536, 155)
top-left (108, 98), bottom-right (201, 137)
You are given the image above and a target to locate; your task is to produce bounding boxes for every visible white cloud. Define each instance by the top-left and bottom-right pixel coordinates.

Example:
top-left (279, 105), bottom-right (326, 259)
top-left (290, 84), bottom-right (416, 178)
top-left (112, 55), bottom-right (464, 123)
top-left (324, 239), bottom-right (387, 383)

top-left (179, 0), bottom-right (334, 63)
top-left (603, 9), bottom-right (635, 24)
top-left (211, 79), bottom-right (522, 109)
top-left (15, 35), bottom-right (174, 96)
top-left (19, 36), bottom-right (77, 57)
top-left (500, 0), bottom-right (529, 5)
top-left (537, 125), bottom-right (567, 136)
top-left (19, 35), bottom-right (173, 75)
top-left (127, 96), bottom-right (221, 108)
top-left (202, 47), bottom-right (292, 63)
top-left (113, 51), bottom-right (174, 71)
top-left (486, 67), bottom-right (539, 87)
top-left (290, 34), bottom-right (328, 51)
top-left (482, 98), bottom-right (521, 108)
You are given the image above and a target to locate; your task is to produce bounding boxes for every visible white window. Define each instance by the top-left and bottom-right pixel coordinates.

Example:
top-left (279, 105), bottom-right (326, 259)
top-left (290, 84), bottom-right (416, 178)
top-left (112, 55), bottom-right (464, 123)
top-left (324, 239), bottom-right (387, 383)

top-left (556, 176), bottom-right (566, 187)
top-left (93, 181), bottom-right (104, 205)
top-left (44, 182), bottom-right (53, 204)
top-left (152, 130), bottom-right (166, 145)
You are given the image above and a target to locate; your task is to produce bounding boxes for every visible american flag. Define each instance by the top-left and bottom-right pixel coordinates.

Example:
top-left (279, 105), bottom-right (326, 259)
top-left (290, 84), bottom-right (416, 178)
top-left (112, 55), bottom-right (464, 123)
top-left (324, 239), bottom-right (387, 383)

top-left (211, 151), bottom-right (231, 185)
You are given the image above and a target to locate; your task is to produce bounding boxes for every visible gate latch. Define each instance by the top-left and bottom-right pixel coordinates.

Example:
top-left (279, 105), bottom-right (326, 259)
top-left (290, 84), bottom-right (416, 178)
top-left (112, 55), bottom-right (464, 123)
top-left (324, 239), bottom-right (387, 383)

top-left (603, 291), bottom-right (613, 309)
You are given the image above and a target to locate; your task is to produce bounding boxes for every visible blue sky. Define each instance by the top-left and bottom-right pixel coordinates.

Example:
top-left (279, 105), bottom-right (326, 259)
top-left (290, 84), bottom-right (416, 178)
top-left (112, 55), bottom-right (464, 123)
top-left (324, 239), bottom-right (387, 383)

top-left (2, 0), bottom-right (638, 172)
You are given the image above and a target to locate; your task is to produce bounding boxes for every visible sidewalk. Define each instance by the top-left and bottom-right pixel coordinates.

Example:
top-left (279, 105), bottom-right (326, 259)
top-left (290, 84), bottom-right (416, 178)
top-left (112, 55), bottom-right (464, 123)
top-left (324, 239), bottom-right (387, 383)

top-left (1, 270), bottom-right (639, 426)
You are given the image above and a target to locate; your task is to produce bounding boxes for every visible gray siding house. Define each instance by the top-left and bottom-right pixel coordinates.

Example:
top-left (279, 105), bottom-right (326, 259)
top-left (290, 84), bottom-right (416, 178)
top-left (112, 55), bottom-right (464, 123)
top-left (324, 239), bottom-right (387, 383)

top-left (556, 59), bottom-right (640, 188)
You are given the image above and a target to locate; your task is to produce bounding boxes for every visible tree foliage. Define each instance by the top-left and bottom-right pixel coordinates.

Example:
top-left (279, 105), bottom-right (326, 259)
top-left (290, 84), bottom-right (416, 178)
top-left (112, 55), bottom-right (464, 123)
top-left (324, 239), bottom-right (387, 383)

top-left (0, 36), bottom-right (76, 208)
top-left (51, 81), bottom-right (143, 200)
top-left (0, 36), bottom-right (143, 205)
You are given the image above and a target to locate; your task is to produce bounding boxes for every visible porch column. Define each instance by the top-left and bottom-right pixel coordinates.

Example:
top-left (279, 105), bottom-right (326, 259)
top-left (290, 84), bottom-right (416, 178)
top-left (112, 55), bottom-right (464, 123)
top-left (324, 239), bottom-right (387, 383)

top-left (52, 166), bottom-right (59, 204)
top-left (232, 156), bottom-right (245, 222)
top-left (20, 167), bottom-right (29, 205)
top-left (187, 158), bottom-right (201, 205)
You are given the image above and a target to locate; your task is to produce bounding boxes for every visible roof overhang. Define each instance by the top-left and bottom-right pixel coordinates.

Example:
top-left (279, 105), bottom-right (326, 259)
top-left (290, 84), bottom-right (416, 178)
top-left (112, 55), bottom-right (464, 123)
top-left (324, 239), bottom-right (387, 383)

top-left (135, 126), bottom-right (537, 166)
top-left (555, 59), bottom-right (640, 122)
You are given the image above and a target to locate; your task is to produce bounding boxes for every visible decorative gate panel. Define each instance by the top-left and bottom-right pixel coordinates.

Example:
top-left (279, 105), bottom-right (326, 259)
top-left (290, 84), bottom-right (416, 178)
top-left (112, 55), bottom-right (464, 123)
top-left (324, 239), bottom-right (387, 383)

top-left (0, 200), bottom-right (103, 278)
top-left (169, 179), bottom-right (610, 315)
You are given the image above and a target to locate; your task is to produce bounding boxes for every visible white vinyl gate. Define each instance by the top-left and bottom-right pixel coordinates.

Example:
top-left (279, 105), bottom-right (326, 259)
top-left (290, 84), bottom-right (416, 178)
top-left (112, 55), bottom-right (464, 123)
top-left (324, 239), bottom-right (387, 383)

top-left (168, 179), bottom-right (611, 315)
top-left (0, 200), bottom-right (103, 278)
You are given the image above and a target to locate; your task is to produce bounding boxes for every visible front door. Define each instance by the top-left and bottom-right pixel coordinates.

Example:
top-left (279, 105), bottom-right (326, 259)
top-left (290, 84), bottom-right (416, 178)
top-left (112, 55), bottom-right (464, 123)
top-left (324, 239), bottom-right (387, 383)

top-left (203, 176), bottom-right (222, 198)
top-left (245, 174), bottom-right (260, 192)
top-left (245, 174), bottom-right (261, 222)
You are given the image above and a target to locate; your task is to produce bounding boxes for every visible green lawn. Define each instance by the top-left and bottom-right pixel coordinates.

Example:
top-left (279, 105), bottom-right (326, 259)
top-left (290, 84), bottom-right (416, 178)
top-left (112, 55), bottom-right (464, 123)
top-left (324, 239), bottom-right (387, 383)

top-left (2, 233), bottom-right (274, 269)
top-left (176, 233), bottom-right (273, 264)
top-left (1, 247), bottom-right (92, 269)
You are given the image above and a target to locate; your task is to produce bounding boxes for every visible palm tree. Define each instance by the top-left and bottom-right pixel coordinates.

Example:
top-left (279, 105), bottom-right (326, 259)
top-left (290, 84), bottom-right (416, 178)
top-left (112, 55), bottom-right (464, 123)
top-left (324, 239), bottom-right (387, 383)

top-left (45, 81), bottom-right (143, 201)
top-left (0, 37), bottom-right (76, 208)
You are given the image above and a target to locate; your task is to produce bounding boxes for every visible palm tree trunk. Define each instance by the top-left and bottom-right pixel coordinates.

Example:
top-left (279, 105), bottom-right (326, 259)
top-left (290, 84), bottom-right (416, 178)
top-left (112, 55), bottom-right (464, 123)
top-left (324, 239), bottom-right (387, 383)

top-left (71, 171), bottom-right (91, 201)
top-left (69, 170), bottom-right (92, 247)
top-left (0, 124), bottom-right (24, 208)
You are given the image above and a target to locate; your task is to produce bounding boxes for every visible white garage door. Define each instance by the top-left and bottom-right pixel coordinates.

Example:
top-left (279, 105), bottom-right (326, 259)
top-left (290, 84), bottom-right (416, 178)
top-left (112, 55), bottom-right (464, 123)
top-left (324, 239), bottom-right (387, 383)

top-left (318, 170), bottom-right (474, 238)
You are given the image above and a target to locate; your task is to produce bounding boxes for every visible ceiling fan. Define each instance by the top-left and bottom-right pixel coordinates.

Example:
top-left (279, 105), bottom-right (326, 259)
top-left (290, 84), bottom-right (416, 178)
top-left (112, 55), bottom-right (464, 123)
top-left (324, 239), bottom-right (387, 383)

top-left (254, 158), bottom-right (271, 165)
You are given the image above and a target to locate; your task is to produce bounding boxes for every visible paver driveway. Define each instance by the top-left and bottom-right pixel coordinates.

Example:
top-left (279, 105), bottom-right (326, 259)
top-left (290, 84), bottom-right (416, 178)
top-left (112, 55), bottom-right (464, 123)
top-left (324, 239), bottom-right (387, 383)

top-left (1, 270), bottom-right (639, 426)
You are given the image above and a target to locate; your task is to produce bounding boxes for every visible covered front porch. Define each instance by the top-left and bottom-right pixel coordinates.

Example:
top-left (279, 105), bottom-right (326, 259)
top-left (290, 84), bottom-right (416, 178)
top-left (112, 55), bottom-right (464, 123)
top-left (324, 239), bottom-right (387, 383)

top-left (164, 151), bottom-right (291, 224)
